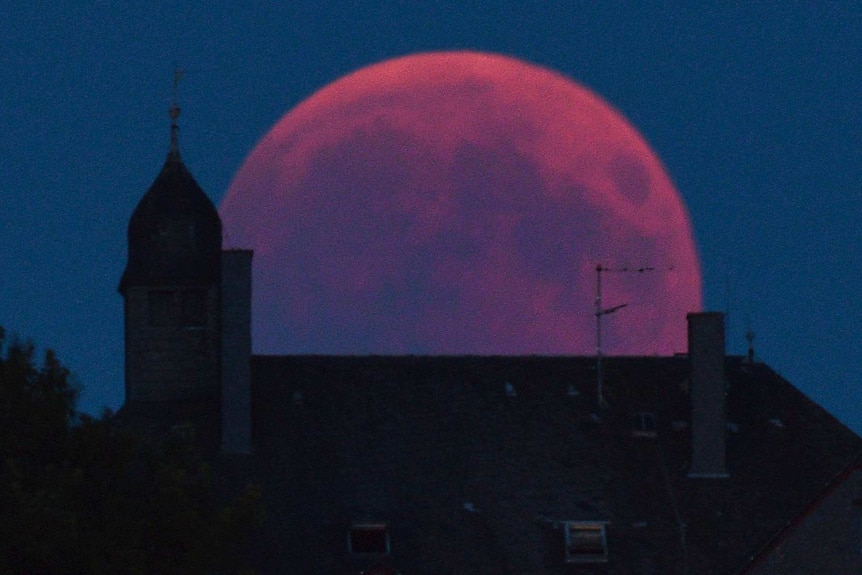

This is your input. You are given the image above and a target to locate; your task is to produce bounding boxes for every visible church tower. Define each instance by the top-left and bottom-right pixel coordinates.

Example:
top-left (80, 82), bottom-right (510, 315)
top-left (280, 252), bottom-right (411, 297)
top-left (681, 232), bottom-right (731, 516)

top-left (119, 103), bottom-right (223, 404)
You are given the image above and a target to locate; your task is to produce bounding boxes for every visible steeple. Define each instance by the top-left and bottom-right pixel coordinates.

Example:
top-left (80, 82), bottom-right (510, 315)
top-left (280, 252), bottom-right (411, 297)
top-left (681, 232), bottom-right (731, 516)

top-left (119, 82), bottom-right (222, 294)
top-left (119, 85), bottom-right (223, 405)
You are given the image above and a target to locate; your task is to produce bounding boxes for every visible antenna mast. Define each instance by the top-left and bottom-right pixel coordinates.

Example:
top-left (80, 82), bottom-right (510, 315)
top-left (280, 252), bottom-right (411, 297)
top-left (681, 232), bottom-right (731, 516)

top-left (745, 314), bottom-right (756, 362)
top-left (169, 63), bottom-right (185, 158)
top-left (594, 264), bottom-right (656, 408)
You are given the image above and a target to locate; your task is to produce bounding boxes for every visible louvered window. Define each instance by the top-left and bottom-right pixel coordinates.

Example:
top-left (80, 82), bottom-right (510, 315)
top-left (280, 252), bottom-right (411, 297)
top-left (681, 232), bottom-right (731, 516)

top-left (147, 289), bottom-right (206, 328)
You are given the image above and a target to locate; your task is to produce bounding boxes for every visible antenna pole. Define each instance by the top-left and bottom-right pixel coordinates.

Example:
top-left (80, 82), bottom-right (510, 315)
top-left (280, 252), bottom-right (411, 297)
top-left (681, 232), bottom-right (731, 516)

top-left (595, 265), bottom-right (607, 408)
top-left (594, 264), bottom-right (657, 408)
top-left (169, 63), bottom-right (185, 158)
top-left (745, 314), bottom-right (756, 362)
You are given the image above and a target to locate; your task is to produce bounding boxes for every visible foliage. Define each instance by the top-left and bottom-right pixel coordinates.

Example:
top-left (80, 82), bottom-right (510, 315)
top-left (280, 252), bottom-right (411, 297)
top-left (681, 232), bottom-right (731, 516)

top-left (0, 327), bottom-right (261, 574)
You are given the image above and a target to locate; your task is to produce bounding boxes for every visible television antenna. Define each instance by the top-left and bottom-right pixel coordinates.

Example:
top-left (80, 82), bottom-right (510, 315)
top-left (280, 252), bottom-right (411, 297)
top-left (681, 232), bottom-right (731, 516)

top-left (594, 264), bottom-right (657, 408)
top-left (745, 313), bottom-right (756, 363)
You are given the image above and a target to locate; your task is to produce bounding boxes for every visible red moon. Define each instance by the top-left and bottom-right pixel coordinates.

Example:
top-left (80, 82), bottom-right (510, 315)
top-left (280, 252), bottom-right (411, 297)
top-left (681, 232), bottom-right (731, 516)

top-left (220, 51), bottom-right (701, 356)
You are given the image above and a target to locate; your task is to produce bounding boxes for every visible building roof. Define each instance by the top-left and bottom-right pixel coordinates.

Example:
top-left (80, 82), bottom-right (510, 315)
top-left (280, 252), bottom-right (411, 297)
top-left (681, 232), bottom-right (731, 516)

top-left (119, 130), bottom-right (221, 293)
top-left (244, 354), bottom-right (862, 575)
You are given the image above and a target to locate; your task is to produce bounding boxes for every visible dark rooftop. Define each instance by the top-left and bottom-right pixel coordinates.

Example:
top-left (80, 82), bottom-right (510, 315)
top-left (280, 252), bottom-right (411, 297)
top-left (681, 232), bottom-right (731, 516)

top-left (240, 354), bottom-right (862, 575)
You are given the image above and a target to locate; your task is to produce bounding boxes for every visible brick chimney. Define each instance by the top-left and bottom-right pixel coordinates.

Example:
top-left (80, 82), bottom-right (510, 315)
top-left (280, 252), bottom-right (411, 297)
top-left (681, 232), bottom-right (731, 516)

top-left (687, 312), bottom-right (729, 478)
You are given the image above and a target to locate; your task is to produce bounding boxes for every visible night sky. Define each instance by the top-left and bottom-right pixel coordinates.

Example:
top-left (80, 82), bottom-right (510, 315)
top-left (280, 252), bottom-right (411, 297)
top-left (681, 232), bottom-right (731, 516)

top-left (2, 3), bottom-right (861, 430)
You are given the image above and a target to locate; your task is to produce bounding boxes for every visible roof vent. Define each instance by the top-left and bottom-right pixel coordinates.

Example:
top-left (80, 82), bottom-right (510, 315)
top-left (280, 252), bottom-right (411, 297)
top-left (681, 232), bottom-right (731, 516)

top-left (505, 382), bottom-right (517, 397)
top-left (768, 418), bottom-right (784, 428)
top-left (631, 412), bottom-right (657, 438)
top-left (292, 390), bottom-right (304, 406)
top-left (567, 384), bottom-right (580, 397)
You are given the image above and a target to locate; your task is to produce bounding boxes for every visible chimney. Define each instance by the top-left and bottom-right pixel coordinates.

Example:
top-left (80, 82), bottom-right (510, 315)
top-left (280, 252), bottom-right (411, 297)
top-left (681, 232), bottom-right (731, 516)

top-left (687, 312), bottom-right (729, 478)
top-left (221, 249), bottom-right (253, 455)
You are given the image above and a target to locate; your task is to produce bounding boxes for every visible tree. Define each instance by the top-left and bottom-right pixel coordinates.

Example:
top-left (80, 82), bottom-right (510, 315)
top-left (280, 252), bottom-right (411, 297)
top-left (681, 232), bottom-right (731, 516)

top-left (0, 327), bottom-right (260, 574)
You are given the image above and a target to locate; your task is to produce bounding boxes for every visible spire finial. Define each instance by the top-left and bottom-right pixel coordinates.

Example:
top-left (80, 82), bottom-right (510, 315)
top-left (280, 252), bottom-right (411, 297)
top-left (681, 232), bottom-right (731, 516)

top-left (169, 64), bottom-right (184, 159)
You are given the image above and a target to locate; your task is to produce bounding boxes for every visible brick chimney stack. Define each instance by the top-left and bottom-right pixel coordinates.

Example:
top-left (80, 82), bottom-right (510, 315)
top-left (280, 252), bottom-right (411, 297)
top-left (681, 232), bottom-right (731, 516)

top-left (687, 312), bottom-right (729, 478)
top-left (221, 249), bottom-right (253, 455)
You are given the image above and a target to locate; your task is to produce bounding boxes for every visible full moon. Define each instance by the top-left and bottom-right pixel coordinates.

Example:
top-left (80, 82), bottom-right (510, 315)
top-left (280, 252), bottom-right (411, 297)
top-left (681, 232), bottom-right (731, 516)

top-left (220, 51), bottom-right (701, 356)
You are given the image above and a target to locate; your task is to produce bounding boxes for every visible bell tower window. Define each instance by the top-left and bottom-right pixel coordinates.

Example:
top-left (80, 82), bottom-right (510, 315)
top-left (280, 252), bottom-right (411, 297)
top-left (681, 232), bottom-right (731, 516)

top-left (148, 289), bottom-right (207, 328)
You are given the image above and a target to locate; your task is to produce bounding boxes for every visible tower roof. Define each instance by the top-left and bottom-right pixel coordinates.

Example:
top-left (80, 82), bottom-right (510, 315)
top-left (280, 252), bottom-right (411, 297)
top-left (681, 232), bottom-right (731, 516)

top-left (119, 108), bottom-right (221, 293)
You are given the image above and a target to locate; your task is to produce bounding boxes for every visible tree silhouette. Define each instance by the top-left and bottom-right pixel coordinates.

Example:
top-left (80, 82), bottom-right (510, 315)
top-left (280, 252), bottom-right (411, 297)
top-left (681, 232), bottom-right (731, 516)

top-left (0, 327), bottom-right (260, 574)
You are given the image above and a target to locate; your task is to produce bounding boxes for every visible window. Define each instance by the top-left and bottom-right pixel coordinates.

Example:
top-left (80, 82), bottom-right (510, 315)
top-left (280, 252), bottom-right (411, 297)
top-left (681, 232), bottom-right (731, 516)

top-left (349, 523), bottom-right (390, 555)
top-left (564, 521), bottom-right (608, 563)
top-left (147, 289), bottom-right (207, 328)
top-left (148, 290), bottom-right (175, 327)
top-left (631, 412), bottom-right (657, 438)
top-left (181, 290), bottom-right (206, 327)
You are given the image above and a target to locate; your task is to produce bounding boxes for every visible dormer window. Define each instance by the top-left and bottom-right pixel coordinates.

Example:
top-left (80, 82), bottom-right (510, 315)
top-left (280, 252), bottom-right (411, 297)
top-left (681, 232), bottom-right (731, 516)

top-left (564, 521), bottom-right (608, 563)
top-left (631, 412), bottom-right (657, 438)
top-left (349, 523), bottom-right (390, 555)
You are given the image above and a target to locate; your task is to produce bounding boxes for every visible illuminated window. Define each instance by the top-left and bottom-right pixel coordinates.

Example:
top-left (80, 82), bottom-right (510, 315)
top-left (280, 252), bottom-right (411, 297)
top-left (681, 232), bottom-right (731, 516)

top-left (564, 521), bottom-right (608, 563)
top-left (349, 523), bottom-right (390, 555)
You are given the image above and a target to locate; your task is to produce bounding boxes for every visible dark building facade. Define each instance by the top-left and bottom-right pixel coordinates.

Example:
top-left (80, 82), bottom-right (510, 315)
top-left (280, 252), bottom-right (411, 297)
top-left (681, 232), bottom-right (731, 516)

top-left (119, 120), bottom-right (862, 574)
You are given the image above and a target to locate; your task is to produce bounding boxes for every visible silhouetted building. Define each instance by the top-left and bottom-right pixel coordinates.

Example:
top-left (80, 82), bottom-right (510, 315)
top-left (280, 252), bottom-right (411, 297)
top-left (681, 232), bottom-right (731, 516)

top-left (118, 116), bottom-right (862, 574)
top-left (119, 108), bottom-right (222, 405)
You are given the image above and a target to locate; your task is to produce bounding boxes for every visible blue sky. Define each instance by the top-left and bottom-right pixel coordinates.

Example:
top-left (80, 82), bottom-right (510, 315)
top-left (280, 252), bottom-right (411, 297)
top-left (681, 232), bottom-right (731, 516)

top-left (2, 2), bottom-right (861, 430)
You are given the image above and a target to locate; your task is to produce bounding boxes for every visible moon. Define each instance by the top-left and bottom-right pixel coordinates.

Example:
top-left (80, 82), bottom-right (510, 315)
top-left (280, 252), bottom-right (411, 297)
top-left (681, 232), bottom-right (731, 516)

top-left (220, 51), bottom-right (701, 356)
